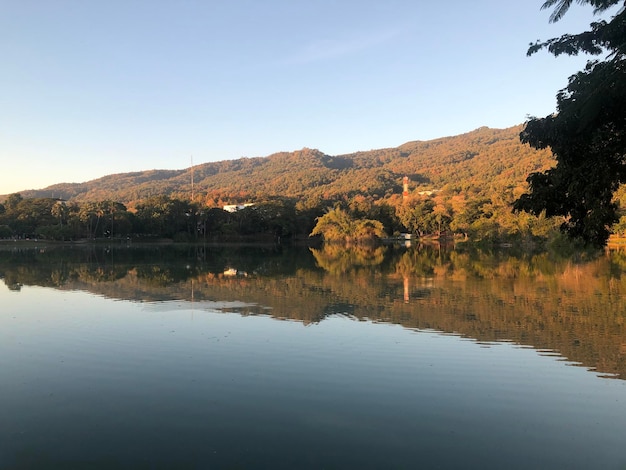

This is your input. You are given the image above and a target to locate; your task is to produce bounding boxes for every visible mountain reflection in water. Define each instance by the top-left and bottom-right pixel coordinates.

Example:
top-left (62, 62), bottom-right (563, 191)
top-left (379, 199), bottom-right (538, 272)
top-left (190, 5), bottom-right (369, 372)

top-left (1, 242), bottom-right (625, 379)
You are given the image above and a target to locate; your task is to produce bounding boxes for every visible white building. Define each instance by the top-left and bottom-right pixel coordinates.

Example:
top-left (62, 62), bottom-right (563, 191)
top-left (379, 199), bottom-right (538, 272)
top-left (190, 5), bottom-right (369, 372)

top-left (222, 203), bottom-right (255, 213)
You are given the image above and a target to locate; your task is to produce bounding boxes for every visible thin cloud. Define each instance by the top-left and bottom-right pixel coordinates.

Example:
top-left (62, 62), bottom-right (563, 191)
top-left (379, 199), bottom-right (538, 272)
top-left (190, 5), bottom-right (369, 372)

top-left (289, 28), bottom-right (404, 64)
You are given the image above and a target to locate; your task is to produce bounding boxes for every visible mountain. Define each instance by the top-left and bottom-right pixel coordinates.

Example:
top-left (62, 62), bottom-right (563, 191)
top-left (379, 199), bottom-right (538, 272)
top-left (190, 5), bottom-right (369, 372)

top-left (13, 125), bottom-right (553, 205)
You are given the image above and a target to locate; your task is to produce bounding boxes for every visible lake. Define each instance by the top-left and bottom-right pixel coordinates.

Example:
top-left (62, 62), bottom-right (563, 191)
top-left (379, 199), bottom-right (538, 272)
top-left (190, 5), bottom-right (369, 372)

top-left (1, 243), bottom-right (625, 469)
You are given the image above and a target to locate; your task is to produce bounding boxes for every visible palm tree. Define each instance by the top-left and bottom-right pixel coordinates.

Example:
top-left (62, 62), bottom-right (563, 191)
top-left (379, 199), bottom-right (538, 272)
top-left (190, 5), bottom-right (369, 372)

top-left (51, 201), bottom-right (68, 226)
top-left (541, 0), bottom-right (619, 23)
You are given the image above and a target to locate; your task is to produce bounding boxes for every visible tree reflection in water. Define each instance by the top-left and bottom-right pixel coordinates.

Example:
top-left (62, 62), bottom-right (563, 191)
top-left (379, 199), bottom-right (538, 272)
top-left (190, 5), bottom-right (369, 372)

top-left (1, 243), bottom-right (625, 379)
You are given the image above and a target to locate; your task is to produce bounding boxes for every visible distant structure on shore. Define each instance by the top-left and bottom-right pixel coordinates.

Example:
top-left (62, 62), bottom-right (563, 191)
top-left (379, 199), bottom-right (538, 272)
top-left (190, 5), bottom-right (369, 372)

top-left (417, 190), bottom-right (439, 196)
top-left (223, 203), bottom-right (254, 213)
top-left (403, 175), bottom-right (440, 199)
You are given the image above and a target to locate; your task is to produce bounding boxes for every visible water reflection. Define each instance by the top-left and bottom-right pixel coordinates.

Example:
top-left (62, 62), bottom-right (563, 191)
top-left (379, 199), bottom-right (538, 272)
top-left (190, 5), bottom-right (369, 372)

top-left (1, 243), bottom-right (625, 379)
top-left (2, 244), bottom-right (626, 469)
top-left (310, 244), bottom-right (387, 274)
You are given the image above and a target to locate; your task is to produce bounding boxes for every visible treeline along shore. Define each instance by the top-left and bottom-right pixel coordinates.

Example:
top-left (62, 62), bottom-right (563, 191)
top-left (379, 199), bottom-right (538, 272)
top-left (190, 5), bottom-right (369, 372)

top-left (3, 126), bottom-right (626, 245)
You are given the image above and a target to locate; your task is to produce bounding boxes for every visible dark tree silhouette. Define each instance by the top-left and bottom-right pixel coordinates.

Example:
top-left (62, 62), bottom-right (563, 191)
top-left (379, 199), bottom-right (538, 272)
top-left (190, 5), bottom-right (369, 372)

top-left (514, 0), bottom-right (626, 246)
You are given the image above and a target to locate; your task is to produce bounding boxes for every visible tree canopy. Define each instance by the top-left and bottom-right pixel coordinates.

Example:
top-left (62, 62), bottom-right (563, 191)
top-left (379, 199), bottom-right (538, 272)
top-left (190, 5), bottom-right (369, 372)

top-left (514, 0), bottom-right (626, 246)
top-left (310, 207), bottom-right (385, 244)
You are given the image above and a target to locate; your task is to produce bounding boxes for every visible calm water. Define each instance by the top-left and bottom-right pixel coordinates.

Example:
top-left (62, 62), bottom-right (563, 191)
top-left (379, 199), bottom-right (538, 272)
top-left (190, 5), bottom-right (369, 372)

top-left (1, 244), bottom-right (625, 469)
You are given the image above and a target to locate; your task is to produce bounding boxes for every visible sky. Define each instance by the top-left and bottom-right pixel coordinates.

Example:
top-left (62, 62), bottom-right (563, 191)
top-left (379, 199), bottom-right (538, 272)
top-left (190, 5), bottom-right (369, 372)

top-left (0, 0), bottom-right (617, 194)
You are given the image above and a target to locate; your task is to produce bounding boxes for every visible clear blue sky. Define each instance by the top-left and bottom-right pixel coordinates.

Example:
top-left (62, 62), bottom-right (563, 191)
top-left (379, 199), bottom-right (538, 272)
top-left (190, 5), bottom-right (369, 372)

top-left (0, 1), bottom-right (613, 194)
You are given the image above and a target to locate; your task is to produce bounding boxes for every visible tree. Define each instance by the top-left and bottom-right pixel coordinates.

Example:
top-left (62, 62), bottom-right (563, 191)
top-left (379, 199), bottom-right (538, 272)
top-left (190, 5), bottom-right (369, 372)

top-left (310, 206), bottom-right (385, 243)
top-left (396, 198), bottom-right (436, 236)
top-left (310, 207), bottom-right (357, 242)
top-left (134, 195), bottom-right (194, 238)
top-left (253, 199), bottom-right (298, 238)
top-left (78, 202), bottom-right (101, 238)
top-left (5, 193), bottom-right (23, 211)
top-left (450, 198), bottom-right (494, 240)
top-left (538, 0), bottom-right (619, 24)
top-left (513, 0), bottom-right (626, 247)
top-left (51, 201), bottom-right (68, 226)
top-left (432, 203), bottom-right (452, 236)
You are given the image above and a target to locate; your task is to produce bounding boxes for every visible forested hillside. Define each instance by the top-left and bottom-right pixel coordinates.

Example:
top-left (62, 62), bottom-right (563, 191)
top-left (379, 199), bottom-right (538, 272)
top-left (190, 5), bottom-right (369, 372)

top-left (13, 125), bottom-right (620, 243)
top-left (14, 125), bottom-right (552, 206)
